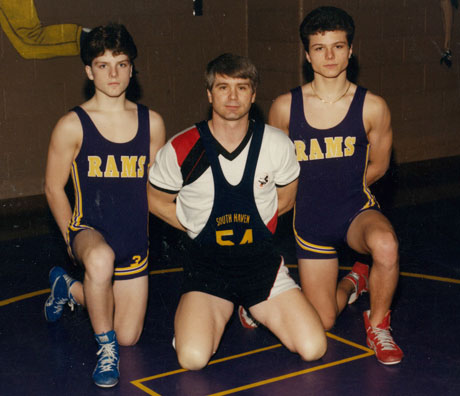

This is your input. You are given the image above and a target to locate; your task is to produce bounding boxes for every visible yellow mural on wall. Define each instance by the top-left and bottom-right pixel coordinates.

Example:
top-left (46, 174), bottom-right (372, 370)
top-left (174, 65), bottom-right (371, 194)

top-left (0, 0), bottom-right (83, 59)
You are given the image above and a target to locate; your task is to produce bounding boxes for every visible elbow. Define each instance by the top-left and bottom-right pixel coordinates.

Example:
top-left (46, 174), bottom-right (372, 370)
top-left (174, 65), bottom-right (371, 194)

top-left (44, 182), bottom-right (57, 203)
top-left (278, 198), bottom-right (295, 216)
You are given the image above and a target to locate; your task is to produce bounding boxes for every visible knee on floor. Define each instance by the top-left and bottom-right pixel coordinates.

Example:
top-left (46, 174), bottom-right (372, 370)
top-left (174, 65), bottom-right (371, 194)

top-left (297, 335), bottom-right (328, 362)
top-left (176, 344), bottom-right (211, 371)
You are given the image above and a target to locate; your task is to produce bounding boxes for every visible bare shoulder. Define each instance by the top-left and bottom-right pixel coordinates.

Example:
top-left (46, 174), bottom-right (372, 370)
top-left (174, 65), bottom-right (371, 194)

top-left (270, 91), bottom-right (292, 113)
top-left (148, 109), bottom-right (166, 153)
top-left (363, 90), bottom-right (391, 119)
top-left (51, 110), bottom-right (83, 144)
top-left (148, 109), bottom-right (166, 134)
top-left (268, 91), bottom-right (293, 133)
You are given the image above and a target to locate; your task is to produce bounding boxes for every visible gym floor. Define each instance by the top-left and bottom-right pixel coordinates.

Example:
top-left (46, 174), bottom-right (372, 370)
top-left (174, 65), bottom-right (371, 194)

top-left (1, 170), bottom-right (460, 395)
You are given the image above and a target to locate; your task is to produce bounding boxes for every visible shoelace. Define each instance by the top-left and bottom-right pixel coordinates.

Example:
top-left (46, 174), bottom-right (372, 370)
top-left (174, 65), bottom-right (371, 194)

top-left (371, 327), bottom-right (397, 351)
top-left (51, 297), bottom-right (68, 314)
top-left (96, 342), bottom-right (118, 373)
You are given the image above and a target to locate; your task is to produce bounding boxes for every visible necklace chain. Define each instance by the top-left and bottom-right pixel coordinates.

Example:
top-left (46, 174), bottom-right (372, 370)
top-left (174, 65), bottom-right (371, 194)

top-left (311, 82), bottom-right (351, 104)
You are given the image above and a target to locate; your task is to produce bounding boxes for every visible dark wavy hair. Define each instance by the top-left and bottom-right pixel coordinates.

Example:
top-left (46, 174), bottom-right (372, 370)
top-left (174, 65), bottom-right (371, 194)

top-left (205, 53), bottom-right (259, 91)
top-left (80, 23), bottom-right (137, 66)
top-left (300, 7), bottom-right (355, 52)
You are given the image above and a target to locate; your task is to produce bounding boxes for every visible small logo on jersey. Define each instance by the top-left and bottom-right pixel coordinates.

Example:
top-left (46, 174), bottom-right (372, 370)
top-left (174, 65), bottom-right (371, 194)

top-left (257, 173), bottom-right (269, 188)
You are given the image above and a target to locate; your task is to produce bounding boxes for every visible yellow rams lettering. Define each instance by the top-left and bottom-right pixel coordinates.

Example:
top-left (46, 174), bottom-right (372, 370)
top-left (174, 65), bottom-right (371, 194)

top-left (294, 136), bottom-right (356, 162)
top-left (325, 137), bottom-right (344, 158)
top-left (309, 139), bottom-right (325, 160)
top-left (137, 156), bottom-right (146, 177)
top-left (104, 155), bottom-right (120, 177)
top-left (87, 156), bottom-right (103, 177)
top-left (344, 136), bottom-right (356, 157)
top-left (294, 140), bottom-right (309, 161)
top-left (87, 155), bottom-right (147, 178)
top-left (121, 156), bottom-right (138, 177)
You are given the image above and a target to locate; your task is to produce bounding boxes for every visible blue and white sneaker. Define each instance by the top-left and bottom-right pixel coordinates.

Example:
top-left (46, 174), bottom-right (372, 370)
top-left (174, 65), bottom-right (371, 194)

top-left (93, 330), bottom-right (120, 388)
top-left (44, 266), bottom-right (76, 322)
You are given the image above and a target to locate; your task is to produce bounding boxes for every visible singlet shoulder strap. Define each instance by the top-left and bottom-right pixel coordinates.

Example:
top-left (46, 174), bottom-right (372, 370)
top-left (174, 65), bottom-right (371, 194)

top-left (350, 86), bottom-right (368, 108)
top-left (289, 86), bottom-right (303, 123)
top-left (71, 106), bottom-right (90, 123)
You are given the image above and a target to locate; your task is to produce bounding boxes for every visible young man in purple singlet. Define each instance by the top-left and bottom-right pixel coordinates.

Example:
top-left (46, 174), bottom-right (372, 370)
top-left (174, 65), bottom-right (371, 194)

top-left (44, 23), bottom-right (165, 387)
top-left (268, 6), bottom-right (403, 365)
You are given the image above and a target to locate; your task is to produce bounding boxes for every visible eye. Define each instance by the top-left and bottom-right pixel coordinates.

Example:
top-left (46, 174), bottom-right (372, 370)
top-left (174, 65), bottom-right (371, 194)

top-left (314, 46), bottom-right (323, 51)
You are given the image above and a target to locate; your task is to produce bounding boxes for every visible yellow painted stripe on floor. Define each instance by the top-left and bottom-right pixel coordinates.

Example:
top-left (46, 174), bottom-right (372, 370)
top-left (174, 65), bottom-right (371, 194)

top-left (326, 332), bottom-right (374, 353)
top-left (400, 271), bottom-right (460, 284)
top-left (0, 289), bottom-right (49, 306)
top-left (2, 267), bottom-right (459, 308)
top-left (208, 351), bottom-right (374, 396)
top-left (132, 344), bottom-right (282, 385)
top-left (149, 267), bottom-right (183, 275)
top-left (130, 334), bottom-right (371, 395)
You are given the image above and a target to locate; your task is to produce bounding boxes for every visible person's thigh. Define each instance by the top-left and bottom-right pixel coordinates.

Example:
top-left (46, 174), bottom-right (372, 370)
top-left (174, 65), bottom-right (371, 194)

top-left (111, 275), bottom-right (148, 346)
top-left (174, 291), bottom-right (234, 370)
top-left (249, 288), bottom-right (327, 361)
top-left (346, 209), bottom-right (397, 255)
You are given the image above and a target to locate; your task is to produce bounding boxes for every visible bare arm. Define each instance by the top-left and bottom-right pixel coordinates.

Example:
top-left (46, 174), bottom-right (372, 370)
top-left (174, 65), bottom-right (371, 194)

top-left (268, 93), bottom-right (292, 136)
top-left (148, 110), bottom-right (166, 164)
top-left (276, 179), bottom-right (298, 216)
top-left (364, 93), bottom-right (393, 186)
top-left (44, 113), bottom-right (82, 238)
top-left (147, 184), bottom-right (186, 231)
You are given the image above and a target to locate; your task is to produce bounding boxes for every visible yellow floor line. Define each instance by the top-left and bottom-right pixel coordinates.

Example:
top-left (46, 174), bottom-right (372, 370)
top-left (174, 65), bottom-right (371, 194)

top-left (1, 267), bottom-right (459, 307)
top-left (131, 332), bottom-right (373, 396)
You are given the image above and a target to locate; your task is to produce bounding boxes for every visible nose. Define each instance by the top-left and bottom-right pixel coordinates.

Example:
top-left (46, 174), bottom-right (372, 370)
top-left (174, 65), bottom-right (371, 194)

top-left (325, 48), bottom-right (334, 60)
top-left (228, 86), bottom-right (237, 99)
top-left (109, 66), bottom-right (118, 78)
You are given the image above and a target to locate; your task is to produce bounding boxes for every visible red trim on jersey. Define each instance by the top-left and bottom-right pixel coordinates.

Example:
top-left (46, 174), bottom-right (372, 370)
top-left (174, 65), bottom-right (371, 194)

top-left (267, 212), bottom-right (278, 234)
top-left (171, 127), bottom-right (200, 166)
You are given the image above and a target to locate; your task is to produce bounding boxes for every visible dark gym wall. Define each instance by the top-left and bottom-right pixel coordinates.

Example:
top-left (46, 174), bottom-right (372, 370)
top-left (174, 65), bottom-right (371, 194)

top-left (250, 0), bottom-right (460, 165)
top-left (1, 0), bottom-right (459, 201)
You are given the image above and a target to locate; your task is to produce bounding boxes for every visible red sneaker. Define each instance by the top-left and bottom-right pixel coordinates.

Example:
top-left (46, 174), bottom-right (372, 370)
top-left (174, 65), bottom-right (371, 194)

top-left (363, 310), bottom-right (404, 365)
top-left (238, 306), bottom-right (259, 329)
top-left (344, 261), bottom-right (369, 304)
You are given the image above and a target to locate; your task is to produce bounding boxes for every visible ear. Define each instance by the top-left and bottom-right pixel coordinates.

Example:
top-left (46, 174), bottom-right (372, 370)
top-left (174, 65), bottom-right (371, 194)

top-left (129, 64), bottom-right (133, 78)
top-left (85, 65), bottom-right (94, 81)
top-left (348, 44), bottom-right (353, 59)
top-left (305, 51), bottom-right (312, 64)
top-left (207, 89), bottom-right (213, 104)
top-left (251, 90), bottom-right (256, 104)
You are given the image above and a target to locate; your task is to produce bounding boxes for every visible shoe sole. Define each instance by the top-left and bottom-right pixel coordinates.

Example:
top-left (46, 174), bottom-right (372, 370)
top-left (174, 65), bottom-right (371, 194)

top-left (94, 379), bottom-right (119, 388)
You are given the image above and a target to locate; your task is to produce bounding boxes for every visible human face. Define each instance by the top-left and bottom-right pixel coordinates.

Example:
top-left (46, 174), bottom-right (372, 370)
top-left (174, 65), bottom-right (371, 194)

top-left (306, 30), bottom-right (352, 79)
top-left (85, 50), bottom-right (132, 98)
top-left (207, 74), bottom-right (256, 122)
